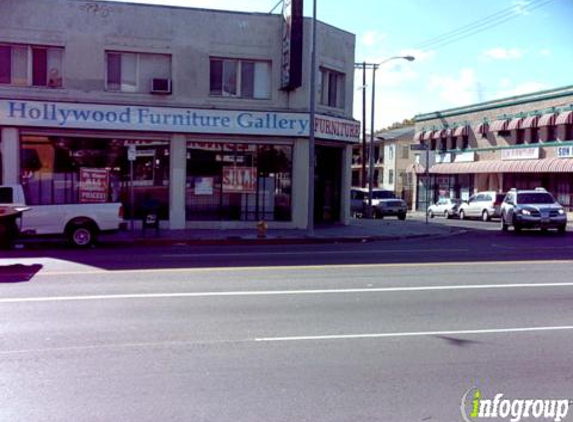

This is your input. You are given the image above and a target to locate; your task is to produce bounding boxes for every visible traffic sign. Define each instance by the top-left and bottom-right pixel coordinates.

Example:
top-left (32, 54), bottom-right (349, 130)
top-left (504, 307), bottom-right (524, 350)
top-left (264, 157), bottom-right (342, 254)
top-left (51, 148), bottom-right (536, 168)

top-left (127, 145), bottom-right (136, 161)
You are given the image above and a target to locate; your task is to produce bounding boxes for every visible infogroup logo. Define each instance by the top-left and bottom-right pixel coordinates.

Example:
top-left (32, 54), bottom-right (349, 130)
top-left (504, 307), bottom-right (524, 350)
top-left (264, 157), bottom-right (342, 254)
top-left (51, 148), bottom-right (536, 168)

top-left (461, 387), bottom-right (571, 422)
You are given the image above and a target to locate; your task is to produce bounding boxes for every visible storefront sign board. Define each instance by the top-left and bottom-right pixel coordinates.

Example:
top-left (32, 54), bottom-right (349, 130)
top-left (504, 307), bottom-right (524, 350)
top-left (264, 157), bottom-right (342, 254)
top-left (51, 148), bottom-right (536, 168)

top-left (557, 146), bottom-right (573, 158)
top-left (501, 147), bottom-right (539, 161)
top-left (223, 167), bottom-right (257, 193)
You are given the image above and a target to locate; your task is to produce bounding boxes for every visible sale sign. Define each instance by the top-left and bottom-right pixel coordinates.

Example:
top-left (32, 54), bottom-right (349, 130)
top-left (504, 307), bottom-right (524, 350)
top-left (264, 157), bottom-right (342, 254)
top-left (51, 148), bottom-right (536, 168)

top-left (79, 168), bottom-right (110, 203)
top-left (223, 167), bottom-right (257, 193)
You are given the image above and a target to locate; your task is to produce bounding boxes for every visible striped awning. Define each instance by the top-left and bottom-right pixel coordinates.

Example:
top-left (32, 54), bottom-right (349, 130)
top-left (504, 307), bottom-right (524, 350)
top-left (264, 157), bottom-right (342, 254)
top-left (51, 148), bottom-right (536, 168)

top-left (444, 127), bottom-right (455, 137)
top-left (522, 115), bottom-right (540, 128)
top-left (476, 122), bottom-right (489, 134)
top-left (414, 131), bottom-right (424, 141)
top-left (453, 125), bottom-right (469, 137)
top-left (490, 119), bottom-right (509, 132)
top-left (538, 113), bottom-right (557, 127)
top-left (429, 158), bottom-right (573, 174)
top-left (556, 111), bottom-right (573, 125)
top-left (507, 117), bottom-right (524, 130)
top-left (431, 129), bottom-right (445, 139)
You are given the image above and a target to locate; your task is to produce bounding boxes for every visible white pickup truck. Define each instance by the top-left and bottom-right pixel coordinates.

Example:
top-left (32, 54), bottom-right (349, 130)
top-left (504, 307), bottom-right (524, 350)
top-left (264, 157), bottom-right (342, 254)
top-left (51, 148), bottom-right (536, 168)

top-left (0, 184), bottom-right (124, 247)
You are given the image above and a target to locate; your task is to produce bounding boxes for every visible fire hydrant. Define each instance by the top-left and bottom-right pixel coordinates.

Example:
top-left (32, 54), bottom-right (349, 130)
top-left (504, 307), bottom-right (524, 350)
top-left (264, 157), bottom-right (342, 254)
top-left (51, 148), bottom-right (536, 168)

top-left (256, 220), bottom-right (268, 238)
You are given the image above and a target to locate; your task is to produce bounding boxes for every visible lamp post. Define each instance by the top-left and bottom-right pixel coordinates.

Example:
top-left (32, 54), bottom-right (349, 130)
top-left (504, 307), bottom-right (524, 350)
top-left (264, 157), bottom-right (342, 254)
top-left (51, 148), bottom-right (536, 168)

top-left (307, 0), bottom-right (317, 236)
top-left (355, 55), bottom-right (415, 218)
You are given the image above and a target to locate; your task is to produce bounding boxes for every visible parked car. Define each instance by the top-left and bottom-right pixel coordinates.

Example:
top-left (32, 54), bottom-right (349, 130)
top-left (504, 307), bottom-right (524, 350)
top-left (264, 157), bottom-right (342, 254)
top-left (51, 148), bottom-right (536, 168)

top-left (0, 184), bottom-right (124, 247)
top-left (350, 188), bottom-right (407, 220)
top-left (500, 188), bottom-right (567, 233)
top-left (427, 198), bottom-right (461, 219)
top-left (458, 191), bottom-right (505, 221)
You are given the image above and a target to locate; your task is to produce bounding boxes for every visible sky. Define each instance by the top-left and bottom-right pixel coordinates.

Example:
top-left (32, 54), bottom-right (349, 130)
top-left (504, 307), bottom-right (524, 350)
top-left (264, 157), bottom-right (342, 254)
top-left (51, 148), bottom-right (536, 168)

top-left (103, 0), bottom-right (573, 130)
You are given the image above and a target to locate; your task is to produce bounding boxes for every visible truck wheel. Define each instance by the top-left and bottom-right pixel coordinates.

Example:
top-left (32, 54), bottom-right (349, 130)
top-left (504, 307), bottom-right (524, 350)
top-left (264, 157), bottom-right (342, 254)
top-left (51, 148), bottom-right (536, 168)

top-left (67, 223), bottom-right (97, 247)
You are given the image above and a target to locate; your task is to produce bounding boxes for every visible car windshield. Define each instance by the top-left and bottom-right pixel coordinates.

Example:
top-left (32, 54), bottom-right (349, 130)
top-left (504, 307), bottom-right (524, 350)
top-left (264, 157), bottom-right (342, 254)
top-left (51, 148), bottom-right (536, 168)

top-left (372, 191), bottom-right (396, 199)
top-left (517, 192), bottom-right (555, 204)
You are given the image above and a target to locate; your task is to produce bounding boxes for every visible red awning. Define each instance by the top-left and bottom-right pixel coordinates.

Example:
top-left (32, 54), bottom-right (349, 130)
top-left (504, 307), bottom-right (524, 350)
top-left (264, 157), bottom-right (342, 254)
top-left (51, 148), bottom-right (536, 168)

top-left (429, 158), bottom-right (573, 174)
top-left (423, 130), bottom-right (434, 140)
top-left (453, 125), bottom-right (469, 137)
top-left (490, 119), bottom-right (509, 132)
top-left (431, 129), bottom-right (445, 139)
top-left (444, 128), bottom-right (454, 137)
top-left (538, 113), bottom-right (557, 127)
top-left (476, 122), bottom-right (489, 134)
top-left (522, 115), bottom-right (540, 128)
top-left (556, 111), bottom-right (573, 125)
top-left (507, 117), bottom-right (524, 130)
top-left (414, 131), bottom-right (424, 141)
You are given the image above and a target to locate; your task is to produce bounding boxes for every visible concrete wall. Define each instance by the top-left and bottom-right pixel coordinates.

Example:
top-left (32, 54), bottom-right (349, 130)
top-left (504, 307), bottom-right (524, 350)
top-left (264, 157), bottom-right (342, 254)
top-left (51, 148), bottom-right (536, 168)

top-left (0, 0), bottom-right (355, 119)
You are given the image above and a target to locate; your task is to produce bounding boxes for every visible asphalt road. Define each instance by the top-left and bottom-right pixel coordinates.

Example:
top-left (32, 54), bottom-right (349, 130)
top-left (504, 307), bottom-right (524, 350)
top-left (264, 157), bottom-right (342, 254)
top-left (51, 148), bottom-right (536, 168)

top-left (1, 232), bottom-right (573, 421)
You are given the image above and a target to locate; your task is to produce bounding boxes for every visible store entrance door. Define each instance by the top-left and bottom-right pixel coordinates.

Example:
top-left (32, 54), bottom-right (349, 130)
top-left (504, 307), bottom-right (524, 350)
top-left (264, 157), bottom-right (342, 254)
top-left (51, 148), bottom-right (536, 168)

top-left (314, 145), bottom-right (342, 224)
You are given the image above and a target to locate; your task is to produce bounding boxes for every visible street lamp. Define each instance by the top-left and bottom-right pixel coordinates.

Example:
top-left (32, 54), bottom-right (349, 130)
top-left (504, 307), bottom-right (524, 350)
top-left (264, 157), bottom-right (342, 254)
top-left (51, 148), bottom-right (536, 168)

top-left (355, 55), bottom-right (415, 218)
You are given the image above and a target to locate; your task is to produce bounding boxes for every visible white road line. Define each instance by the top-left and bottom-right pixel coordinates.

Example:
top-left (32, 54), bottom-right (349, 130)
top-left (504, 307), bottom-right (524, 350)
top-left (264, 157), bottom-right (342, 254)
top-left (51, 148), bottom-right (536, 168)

top-left (161, 248), bottom-right (468, 258)
top-left (3, 258), bottom-right (572, 277)
top-left (2, 281), bottom-right (573, 304)
top-left (255, 325), bottom-right (573, 342)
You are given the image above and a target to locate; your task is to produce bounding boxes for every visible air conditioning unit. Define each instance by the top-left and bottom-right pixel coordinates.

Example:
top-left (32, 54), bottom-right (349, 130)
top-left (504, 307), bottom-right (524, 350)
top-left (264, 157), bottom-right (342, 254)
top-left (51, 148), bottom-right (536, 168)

top-left (150, 78), bottom-right (172, 94)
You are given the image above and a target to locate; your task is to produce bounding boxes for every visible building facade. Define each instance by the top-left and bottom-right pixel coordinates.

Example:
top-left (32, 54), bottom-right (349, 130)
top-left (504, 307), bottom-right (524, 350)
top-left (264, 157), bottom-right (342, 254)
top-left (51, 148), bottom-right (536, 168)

top-left (378, 126), bottom-right (415, 206)
top-left (0, 0), bottom-right (359, 230)
top-left (412, 86), bottom-right (573, 211)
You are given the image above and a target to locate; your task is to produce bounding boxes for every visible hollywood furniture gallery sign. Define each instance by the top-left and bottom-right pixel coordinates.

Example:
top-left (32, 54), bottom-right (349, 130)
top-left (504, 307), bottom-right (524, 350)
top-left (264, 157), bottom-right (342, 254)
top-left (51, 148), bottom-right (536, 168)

top-left (0, 100), bottom-right (360, 143)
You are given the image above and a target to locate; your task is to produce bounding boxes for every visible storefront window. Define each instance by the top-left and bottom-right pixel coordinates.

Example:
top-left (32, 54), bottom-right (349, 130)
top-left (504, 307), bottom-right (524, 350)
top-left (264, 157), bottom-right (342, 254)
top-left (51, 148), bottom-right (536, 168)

top-left (185, 142), bottom-right (292, 221)
top-left (20, 136), bottom-right (169, 219)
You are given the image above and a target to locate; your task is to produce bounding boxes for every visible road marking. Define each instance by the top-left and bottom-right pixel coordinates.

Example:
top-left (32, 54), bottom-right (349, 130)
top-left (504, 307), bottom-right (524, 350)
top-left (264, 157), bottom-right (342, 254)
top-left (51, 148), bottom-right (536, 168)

top-left (255, 325), bottom-right (573, 342)
top-left (3, 280), bottom-right (573, 304)
top-left (4, 258), bottom-right (573, 277)
top-left (3, 325), bottom-right (572, 355)
top-left (160, 248), bottom-right (469, 258)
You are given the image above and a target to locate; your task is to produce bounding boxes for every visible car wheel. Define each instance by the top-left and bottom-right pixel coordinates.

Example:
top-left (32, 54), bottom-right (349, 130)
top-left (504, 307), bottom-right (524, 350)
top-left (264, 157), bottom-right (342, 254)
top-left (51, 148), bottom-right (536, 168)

top-left (481, 210), bottom-right (490, 222)
top-left (398, 213), bottom-right (406, 221)
top-left (444, 210), bottom-right (450, 219)
top-left (67, 223), bottom-right (97, 247)
top-left (459, 210), bottom-right (466, 220)
top-left (513, 218), bottom-right (522, 233)
top-left (558, 224), bottom-right (567, 234)
top-left (428, 210), bottom-right (434, 218)
top-left (500, 214), bottom-right (508, 231)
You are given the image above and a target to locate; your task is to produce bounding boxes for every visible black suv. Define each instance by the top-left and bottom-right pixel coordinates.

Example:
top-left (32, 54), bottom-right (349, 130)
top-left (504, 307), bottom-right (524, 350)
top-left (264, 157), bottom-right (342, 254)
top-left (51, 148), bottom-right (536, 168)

top-left (500, 188), bottom-right (567, 233)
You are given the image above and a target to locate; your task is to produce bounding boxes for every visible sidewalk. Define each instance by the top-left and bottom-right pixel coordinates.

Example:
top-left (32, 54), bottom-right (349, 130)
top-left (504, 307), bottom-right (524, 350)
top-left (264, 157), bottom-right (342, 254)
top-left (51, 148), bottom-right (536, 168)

top-left (106, 217), bottom-right (463, 247)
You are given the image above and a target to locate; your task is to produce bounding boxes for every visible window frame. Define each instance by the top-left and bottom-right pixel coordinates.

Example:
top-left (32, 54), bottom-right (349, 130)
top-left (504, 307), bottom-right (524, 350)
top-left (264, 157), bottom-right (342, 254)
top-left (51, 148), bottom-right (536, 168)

top-left (319, 67), bottom-right (345, 109)
top-left (0, 43), bottom-right (64, 88)
top-left (209, 57), bottom-right (272, 100)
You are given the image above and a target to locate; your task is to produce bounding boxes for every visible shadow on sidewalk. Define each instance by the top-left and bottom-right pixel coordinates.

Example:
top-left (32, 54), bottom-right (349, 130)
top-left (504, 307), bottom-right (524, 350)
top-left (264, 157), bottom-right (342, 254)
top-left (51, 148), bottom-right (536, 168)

top-left (0, 264), bottom-right (43, 283)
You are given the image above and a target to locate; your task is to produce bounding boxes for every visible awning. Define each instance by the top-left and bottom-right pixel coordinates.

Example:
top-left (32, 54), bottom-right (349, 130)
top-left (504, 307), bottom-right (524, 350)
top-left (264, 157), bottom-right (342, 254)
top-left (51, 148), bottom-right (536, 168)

top-left (490, 119), bottom-right (509, 132)
top-left (556, 111), bottom-right (573, 125)
top-left (444, 128), bottom-right (455, 137)
top-left (410, 163), bottom-right (426, 174)
top-left (414, 131), bottom-right (424, 141)
top-left (453, 125), bottom-right (469, 137)
top-left (507, 117), bottom-right (524, 130)
top-left (429, 158), bottom-right (573, 174)
top-left (423, 130), bottom-right (434, 140)
top-left (476, 122), bottom-right (489, 134)
top-left (431, 129), bottom-right (445, 139)
top-left (538, 113), bottom-right (557, 127)
top-left (522, 115), bottom-right (540, 128)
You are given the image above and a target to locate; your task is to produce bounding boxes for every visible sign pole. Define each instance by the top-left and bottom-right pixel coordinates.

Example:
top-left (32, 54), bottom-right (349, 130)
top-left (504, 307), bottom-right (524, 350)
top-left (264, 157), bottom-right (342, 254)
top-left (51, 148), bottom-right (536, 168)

top-left (425, 146), bottom-right (429, 225)
top-left (128, 145), bottom-right (136, 234)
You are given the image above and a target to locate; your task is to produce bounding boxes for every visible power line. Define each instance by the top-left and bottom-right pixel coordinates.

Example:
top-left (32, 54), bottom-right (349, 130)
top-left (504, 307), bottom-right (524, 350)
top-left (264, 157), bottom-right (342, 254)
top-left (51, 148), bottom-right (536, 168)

top-left (413, 0), bottom-right (555, 52)
top-left (269, 0), bottom-right (283, 14)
